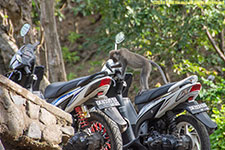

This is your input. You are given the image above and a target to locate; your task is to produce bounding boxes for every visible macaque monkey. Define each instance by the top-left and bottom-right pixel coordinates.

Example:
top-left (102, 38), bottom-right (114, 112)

top-left (109, 48), bottom-right (152, 93)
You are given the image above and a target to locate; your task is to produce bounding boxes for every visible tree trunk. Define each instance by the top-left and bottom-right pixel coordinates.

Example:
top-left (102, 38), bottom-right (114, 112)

top-left (0, 0), bottom-right (34, 46)
top-left (40, 0), bottom-right (67, 82)
top-left (0, 0), bottom-right (34, 74)
top-left (205, 27), bottom-right (225, 62)
top-left (0, 27), bottom-right (18, 75)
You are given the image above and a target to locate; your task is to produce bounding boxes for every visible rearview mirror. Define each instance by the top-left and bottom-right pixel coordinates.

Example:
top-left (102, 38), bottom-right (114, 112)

top-left (115, 32), bottom-right (125, 44)
top-left (20, 24), bottom-right (31, 37)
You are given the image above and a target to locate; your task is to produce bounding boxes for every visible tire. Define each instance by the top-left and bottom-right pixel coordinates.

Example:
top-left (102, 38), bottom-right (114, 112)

top-left (176, 115), bottom-right (211, 150)
top-left (88, 109), bottom-right (123, 150)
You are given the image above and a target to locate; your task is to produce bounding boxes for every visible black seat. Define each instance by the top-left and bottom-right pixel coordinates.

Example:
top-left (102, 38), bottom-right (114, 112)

top-left (44, 76), bottom-right (89, 99)
top-left (44, 71), bottom-right (107, 99)
top-left (135, 82), bottom-right (176, 105)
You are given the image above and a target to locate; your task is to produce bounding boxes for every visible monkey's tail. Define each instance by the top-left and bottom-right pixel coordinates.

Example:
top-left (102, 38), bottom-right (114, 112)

top-left (149, 60), bottom-right (168, 84)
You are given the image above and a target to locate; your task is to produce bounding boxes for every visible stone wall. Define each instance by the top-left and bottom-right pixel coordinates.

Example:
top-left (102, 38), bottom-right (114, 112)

top-left (0, 75), bottom-right (74, 150)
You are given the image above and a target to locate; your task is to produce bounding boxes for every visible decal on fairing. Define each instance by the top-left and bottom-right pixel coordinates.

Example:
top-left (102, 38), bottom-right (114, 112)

top-left (51, 87), bottom-right (83, 106)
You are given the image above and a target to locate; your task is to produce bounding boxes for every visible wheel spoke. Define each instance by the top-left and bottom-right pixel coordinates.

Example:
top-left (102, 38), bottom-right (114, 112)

top-left (89, 121), bottom-right (111, 149)
top-left (191, 133), bottom-right (201, 150)
top-left (177, 121), bottom-right (202, 150)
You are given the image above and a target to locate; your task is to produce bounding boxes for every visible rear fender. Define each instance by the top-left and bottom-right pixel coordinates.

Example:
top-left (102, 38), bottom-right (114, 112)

top-left (174, 101), bottom-right (217, 133)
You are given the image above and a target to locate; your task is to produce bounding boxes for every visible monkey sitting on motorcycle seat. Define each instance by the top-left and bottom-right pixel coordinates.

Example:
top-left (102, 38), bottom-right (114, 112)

top-left (109, 48), bottom-right (152, 94)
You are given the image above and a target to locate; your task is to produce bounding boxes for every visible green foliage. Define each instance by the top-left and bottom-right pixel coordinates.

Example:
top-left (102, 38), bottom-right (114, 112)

top-left (88, 60), bottom-right (102, 73)
top-left (62, 46), bottom-right (80, 63)
top-left (199, 78), bottom-right (225, 109)
top-left (31, 0), bottom-right (40, 24)
top-left (68, 32), bottom-right (81, 43)
top-left (67, 72), bottom-right (77, 80)
top-left (70, 1), bottom-right (225, 73)
top-left (210, 105), bottom-right (225, 150)
top-left (173, 59), bottom-right (218, 78)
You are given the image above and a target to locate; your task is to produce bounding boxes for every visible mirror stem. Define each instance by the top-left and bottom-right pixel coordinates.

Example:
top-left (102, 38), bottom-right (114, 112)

top-left (23, 36), bottom-right (26, 44)
top-left (115, 43), bottom-right (117, 50)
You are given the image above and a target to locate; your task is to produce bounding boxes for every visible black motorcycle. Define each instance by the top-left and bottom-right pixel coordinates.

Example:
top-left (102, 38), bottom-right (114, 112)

top-left (6, 24), bottom-right (124, 150)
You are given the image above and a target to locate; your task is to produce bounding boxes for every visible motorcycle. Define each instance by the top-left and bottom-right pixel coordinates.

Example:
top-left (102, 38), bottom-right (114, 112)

top-left (101, 32), bottom-right (217, 150)
top-left (6, 24), bottom-right (125, 150)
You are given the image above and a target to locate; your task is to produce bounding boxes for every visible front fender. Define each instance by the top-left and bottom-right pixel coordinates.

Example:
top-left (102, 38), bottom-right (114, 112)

top-left (174, 101), bottom-right (217, 133)
top-left (103, 107), bottom-right (127, 133)
top-left (85, 97), bottom-right (127, 132)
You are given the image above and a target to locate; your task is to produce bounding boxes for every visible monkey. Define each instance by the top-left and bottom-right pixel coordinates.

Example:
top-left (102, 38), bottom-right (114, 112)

top-left (109, 48), bottom-right (152, 93)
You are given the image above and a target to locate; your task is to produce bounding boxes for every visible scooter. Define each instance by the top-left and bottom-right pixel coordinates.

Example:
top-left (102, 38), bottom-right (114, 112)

top-left (6, 24), bottom-right (125, 150)
top-left (102, 32), bottom-right (217, 150)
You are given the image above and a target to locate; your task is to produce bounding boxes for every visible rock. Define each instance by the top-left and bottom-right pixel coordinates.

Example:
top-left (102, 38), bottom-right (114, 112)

top-left (43, 125), bottom-right (62, 144)
top-left (27, 122), bottom-right (42, 140)
top-left (10, 91), bottom-right (25, 105)
top-left (7, 105), bottom-right (25, 137)
top-left (62, 134), bottom-right (70, 144)
top-left (27, 101), bottom-right (40, 119)
top-left (61, 126), bottom-right (74, 136)
top-left (39, 108), bottom-right (56, 125)
top-left (0, 75), bottom-right (74, 149)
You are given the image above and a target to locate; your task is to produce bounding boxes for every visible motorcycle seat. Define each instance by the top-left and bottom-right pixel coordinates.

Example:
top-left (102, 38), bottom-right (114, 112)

top-left (135, 82), bottom-right (176, 105)
top-left (44, 71), bottom-right (107, 99)
top-left (44, 76), bottom-right (89, 99)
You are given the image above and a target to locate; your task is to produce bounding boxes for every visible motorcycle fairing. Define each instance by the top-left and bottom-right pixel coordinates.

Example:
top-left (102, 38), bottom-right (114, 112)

top-left (9, 44), bottom-right (36, 70)
top-left (122, 98), bottom-right (138, 125)
top-left (155, 82), bottom-right (200, 118)
top-left (44, 71), bottom-right (108, 99)
top-left (47, 77), bottom-right (112, 113)
top-left (137, 95), bottom-right (171, 120)
top-left (135, 75), bottom-right (203, 135)
top-left (51, 87), bottom-right (84, 106)
top-left (135, 99), bottom-right (165, 135)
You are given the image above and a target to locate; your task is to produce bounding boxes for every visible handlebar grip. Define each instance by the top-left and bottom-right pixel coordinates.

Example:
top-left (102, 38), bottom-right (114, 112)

top-left (24, 66), bottom-right (31, 74)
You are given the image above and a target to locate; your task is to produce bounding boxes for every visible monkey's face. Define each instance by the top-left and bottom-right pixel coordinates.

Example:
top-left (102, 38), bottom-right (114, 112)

top-left (109, 50), bottom-right (119, 63)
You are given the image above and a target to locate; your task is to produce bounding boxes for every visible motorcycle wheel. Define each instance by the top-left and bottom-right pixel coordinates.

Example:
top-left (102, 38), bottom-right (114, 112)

top-left (87, 110), bottom-right (123, 150)
top-left (176, 115), bottom-right (211, 150)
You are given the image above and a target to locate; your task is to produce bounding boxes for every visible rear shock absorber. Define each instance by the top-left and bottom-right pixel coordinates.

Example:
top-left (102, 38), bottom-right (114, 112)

top-left (75, 106), bottom-right (89, 129)
top-left (166, 111), bottom-right (177, 134)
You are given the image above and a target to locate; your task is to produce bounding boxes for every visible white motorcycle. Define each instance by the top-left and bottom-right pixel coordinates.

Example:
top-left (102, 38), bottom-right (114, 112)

top-left (102, 32), bottom-right (217, 150)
